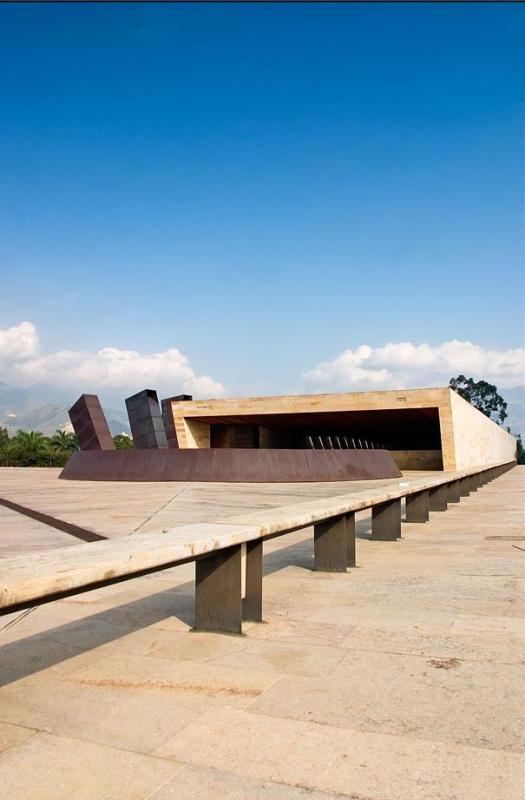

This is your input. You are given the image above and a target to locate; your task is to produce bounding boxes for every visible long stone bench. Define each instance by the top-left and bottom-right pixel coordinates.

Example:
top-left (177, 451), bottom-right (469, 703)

top-left (0, 459), bottom-right (516, 634)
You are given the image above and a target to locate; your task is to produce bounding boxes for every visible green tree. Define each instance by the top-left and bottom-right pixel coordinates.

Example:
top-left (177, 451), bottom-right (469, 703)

top-left (0, 426), bottom-right (9, 465)
top-left (113, 434), bottom-right (134, 450)
top-left (0, 426), bottom-right (8, 451)
top-left (449, 375), bottom-right (508, 425)
top-left (516, 435), bottom-right (525, 466)
top-left (7, 430), bottom-right (51, 466)
top-left (49, 429), bottom-right (79, 453)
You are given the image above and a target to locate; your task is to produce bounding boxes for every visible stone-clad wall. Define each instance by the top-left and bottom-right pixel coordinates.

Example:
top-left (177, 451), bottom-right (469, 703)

top-left (450, 390), bottom-right (516, 470)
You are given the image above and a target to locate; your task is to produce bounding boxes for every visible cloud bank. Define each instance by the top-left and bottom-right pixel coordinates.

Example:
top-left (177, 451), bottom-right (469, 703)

top-left (0, 321), bottom-right (226, 399)
top-left (1, 322), bottom-right (523, 409)
top-left (303, 340), bottom-right (525, 392)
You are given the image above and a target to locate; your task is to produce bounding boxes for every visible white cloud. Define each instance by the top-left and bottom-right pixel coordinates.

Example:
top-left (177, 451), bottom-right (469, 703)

top-left (0, 321), bottom-right (226, 398)
top-left (303, 340), bottom-right (525, 391)
top-left (0, 321), bottom-right (39, 362)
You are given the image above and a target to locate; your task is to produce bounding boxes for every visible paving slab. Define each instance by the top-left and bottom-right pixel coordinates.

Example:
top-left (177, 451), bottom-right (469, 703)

top-left (247, 648), bottom-right (525, 752)
top-left (341, 625), bottom-right (525, 666)
top-left (0, 505), bottom-right (78, 557)
top-left (210, 638), bottom-right (347, 677)
top-left (0, 466), bottom-right (522, 799)
top-left (63, 651), bottom-right (282, 710)
top-left (0, 732), bottom-right (180, 800)
top-left (0, 672), bottom-right (207, 753)
top-left (0, 720), bottom-right (36, 754)
top-left (149, 763), bottom-right (345, 799)
top-left (155, 706), bottom-right (524, 800)
top-left (151, 630), bottom-right (253, 663)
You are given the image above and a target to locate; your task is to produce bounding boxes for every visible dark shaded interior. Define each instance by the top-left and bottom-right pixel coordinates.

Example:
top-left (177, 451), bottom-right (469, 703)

top-left (204, 407), bottom-right (442, 451)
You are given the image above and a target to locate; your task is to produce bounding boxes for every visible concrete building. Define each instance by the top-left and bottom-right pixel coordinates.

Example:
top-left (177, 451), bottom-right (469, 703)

top-left (166, 387), bottom-right (516, 472)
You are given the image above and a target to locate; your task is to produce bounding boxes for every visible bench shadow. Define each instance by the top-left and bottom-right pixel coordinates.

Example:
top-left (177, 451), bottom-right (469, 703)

top-left (1, 526), bottom-right (367, 688)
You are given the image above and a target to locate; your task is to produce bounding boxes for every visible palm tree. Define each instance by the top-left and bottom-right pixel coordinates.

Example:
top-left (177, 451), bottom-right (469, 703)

top-left (50, 429), bottom-right (79, 453)
top-left (9, 430), bottom-right (50, 465)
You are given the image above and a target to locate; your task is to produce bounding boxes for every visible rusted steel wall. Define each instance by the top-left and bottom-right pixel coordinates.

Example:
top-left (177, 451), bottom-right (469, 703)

top-left (60, 448), bottom-right (401, 483)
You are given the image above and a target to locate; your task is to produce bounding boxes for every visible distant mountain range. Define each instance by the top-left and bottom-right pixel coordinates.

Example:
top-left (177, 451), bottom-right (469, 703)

top-left (0, 383), bottom-right (131, 437)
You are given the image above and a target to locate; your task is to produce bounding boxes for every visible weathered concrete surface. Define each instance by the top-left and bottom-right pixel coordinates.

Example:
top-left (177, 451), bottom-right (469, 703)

top-left (0, 468), bottom-right (523, 798)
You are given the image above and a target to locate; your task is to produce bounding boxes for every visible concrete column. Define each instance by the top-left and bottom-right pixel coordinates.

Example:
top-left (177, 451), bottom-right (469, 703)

top-left (314, 514), bottom-right (348, 572)
top-left (195, 545), bottom-right (242, 634)
top-left (429, 484), bottom-right (448, 512)
top-left (371, 499), bottom-right (401, 541)
top-left (459, 477), bottom-right (470, 497)
top-left (447, 480), bottom-right (461, 503)
top-left (346, 512), bottom-right (356, 568)
top-left (242, 540), bottom-right (263, 622)
top-left (405, 490), bottom-right (429, 523)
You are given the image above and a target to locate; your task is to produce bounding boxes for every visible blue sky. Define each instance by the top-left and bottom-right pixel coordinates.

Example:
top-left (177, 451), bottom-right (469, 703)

top-left (0, 3), bottom-right (523, 406)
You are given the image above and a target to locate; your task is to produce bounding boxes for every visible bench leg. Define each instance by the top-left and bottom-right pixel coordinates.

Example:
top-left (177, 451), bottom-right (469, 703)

top-left (346, 512), bottom-right (356, 568)
top-left (447, 480), bottom-right (461, 503)
top-left (314, 514), bottom-right (348, 572)
top-left (195, 544), bottom-right (242, 634)
top-left (242, 540), bottom-right (263, 622)
top-left (429, 484), bottom-right (448, 512)
top-left (405, 490), bottom-right (429, 522)
top-left (459, 477), bottom-right (470, 497)
top-left (372, 499), bottom-right (401, 541)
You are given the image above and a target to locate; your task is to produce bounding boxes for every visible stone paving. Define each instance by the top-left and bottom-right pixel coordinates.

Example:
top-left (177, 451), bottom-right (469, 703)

top-left (0, 467), bottom-right (523, 798)
top-left (0, 467), bottom-right (432, 554)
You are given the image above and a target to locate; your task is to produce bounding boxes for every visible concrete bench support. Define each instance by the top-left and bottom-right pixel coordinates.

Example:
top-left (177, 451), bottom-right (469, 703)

top-left (459, 477), bottom-right (470, 497)
top-left (429, 484), bottom-right (448, 512)
top-left (405, 490), bottom-right (429, 523)
top-left (448, 480), bottom-right (461, 503)
top-left (242, 540), bottom-right (263, 622)
top-left (195, 544), bottom-right (242, 634)
top-left (371, 499), bottom-right (401, 541)
top-left (314, 514), bottom-right (349, 572)
top-left (346, 512), bottom-right (356, 568)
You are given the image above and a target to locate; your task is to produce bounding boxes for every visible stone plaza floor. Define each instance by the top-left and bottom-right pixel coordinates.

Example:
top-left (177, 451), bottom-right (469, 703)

top-left (0, 467), bottom-right (523, 798)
